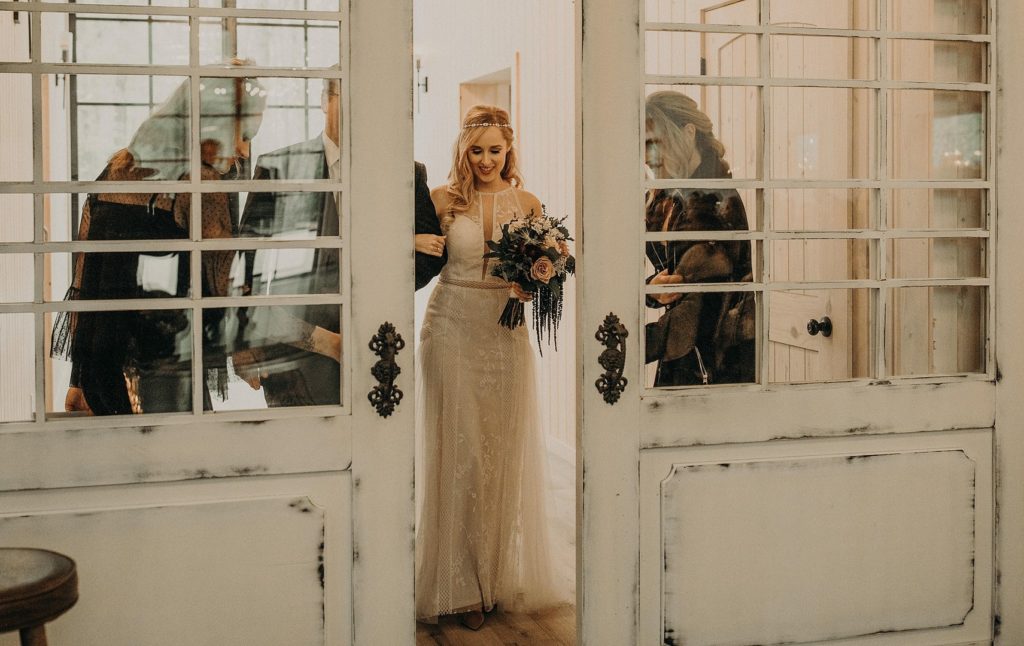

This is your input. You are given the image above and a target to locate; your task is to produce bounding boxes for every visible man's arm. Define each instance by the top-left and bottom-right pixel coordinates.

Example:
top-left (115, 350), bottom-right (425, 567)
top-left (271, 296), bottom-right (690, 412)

top-left (414, 162), bottom-right (446, 290)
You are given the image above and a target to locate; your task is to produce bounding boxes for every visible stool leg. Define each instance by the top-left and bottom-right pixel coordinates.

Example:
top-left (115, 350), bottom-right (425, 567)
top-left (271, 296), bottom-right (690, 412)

top-left (19, 625), bottom-right (47, 646)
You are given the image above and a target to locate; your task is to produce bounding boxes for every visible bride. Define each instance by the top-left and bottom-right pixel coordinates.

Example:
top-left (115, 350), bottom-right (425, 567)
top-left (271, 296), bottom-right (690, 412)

top-left (415, 105), bottom-right (564, 629)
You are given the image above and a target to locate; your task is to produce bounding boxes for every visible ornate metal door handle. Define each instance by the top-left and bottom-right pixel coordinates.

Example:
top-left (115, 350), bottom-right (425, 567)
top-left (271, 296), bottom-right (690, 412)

top-left (368, 322), bottom-right (405, 418)
top-left (595, 313), bottom-right (628, 405)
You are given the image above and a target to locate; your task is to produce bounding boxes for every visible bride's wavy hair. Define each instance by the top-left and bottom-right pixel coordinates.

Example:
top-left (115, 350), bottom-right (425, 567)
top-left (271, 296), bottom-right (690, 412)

top-left (446, 105), bottom-right (523, 213)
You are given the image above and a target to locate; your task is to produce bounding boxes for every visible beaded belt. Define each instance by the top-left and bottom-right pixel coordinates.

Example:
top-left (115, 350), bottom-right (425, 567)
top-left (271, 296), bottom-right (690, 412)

top-left (438, 276), bottom-right (511, 290)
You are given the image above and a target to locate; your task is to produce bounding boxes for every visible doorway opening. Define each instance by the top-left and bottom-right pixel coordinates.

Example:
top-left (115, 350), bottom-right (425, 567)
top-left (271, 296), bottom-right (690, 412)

top-left (413, 0), bottom-right (577, 642)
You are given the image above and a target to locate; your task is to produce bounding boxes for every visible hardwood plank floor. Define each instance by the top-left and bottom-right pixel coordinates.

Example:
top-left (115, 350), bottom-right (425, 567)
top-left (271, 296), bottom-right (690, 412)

top-left (416, 605), bottom-right (576, 645)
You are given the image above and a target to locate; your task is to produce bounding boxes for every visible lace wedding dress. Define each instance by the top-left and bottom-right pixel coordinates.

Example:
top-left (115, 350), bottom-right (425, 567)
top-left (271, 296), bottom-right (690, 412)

top-left (415, 188), bottom-right (562, 621)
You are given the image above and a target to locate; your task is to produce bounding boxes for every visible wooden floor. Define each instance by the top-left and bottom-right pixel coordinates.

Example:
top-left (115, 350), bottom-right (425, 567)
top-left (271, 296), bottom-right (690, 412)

top-left (416, 605), bottom-right (576, 645)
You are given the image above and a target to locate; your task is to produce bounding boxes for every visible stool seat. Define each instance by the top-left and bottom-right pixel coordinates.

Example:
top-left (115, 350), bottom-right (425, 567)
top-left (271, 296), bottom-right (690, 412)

top-left (0, 548), bottom-right (78, 637)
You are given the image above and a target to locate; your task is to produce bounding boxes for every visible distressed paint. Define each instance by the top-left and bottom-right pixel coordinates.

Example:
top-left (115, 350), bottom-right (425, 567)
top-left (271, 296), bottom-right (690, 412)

top-left (639, 430), bottom-right (994, 646)
top-left (0, 476), bottom-right (350, 646)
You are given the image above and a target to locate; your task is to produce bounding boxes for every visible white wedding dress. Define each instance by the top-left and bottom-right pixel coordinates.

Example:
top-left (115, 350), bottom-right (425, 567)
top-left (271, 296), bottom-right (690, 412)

top-left (415, 187), bottom-right (562, 621)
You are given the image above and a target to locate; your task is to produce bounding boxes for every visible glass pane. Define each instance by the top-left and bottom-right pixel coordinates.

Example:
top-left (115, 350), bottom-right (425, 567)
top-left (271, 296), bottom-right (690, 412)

top-left (45, 14), bottom-right (189, 66)
top-left (0, 313), bottom-right (35, 422)
top-left (645, 188), bottom-right (757, 233)
top-left (645, 0), bottom-right (758, 24)
top-left (212, 247), bottom-right (340, 297)
top-left (46, 308), bottom-right (193, 416)
top-left (0, 254), bottom-right (33, 302)
top-left (1, 11), bottom-right (30, 62)
top-left (644, 290), bottom-right (758, 387)
top-left (200, 17), bottom-right (340, 69)
top-left (233, 190), bottom-right (340, 239)
top-left (889, 189), bottom-right (985, 229)
top-left (770, 88), bottom-right (875, 180)
top-left (47, 0), bottom-right (189, 6)
top-left (200, 0), bottom-right (340, 10)
top-left (770, 36), bottom-right (876, 80)
top-left (0, 74), bottom-right (33, 182)
top-left (770, 239), bottom-right (871, 281)
top-left (645, 31), bottom-right (759, 77)
top-left (0, 194), bottom-right (34, 242)
top-left (45, 252), bottom-right (191, 301)
top-left (205, 304), bottom-right (342, 410)
top-left (55, 75), bottom-right (188, 182)
top-left (770, 0), bottom-right (877, 30)
top-left (888, 286), bottom-right (985, 375)
top-left (890, 90), bottom-right (985, 180)
top-left (771, 189), bottom-right (874, 231)
top-left (769, 289), bottom-right (873, 383)
top-left (645, 238), bottom-right (760, 285)
top-left (889, 237), bottom-right (986, 279)
top-left (645, 86), bottom-right (760, 180)
top-left (889, 0), bottom-right (987, 35)
top-left (891, 39), bottom-right (987, 83)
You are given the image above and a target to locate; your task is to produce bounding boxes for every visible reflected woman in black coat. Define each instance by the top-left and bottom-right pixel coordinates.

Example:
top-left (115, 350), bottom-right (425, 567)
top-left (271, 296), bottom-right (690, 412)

top-left (644, 91), bottom-right (755, 386)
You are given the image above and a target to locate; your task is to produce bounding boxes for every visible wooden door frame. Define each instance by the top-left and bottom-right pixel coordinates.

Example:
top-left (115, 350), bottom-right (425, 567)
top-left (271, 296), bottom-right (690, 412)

top-left (579, 0), bottom-right (1024, 642)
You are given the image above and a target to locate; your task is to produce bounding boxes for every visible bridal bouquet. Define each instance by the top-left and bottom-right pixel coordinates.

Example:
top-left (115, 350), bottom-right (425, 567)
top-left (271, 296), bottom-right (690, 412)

top-left (485, 208), bottom-right (576, 352)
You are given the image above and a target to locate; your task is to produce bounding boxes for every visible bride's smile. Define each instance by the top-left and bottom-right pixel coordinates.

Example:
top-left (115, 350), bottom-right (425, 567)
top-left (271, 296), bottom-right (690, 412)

top-left (467, 127), bottom-right (509, 190)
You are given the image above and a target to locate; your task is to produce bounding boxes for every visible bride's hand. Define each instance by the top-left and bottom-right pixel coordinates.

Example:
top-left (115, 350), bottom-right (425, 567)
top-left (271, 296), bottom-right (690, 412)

top-left (511, 282), bottom-right (533, 302)
top-left (416, 234), bottom-right (446, 257)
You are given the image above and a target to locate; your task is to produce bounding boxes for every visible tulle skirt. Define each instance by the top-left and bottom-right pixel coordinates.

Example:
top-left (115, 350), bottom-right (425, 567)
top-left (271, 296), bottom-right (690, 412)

top-left (414, 279), bottom-right (566, 621)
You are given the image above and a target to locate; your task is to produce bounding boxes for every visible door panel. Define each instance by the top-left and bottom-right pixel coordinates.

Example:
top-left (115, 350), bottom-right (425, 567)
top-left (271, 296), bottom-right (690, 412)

top-left (0, 473), bottom-right (352, 646)
top-left (640, 430), bottom-right (992, 645)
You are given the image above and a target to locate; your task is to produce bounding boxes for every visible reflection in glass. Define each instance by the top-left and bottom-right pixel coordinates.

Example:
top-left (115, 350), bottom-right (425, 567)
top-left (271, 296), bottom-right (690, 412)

top-left (771, 239), bottom-right (871, 282)
top-left (49, 70), bottom-right (268, 416)
top-left (889, 238), bottom-right (986, 279)
top-left (645, 32), bottom-right (758, 77)
top-left (48, 308), bottom-right (193, 415)
top-left (770, 0), bottom-right (876, 30)
top-left (771, 189), bottom-right (874, 231)
top-left (891, 40), bottom-right (987, 84)
top-left (645, 290), bottom-right (756, 387)
top-left (769, 289), bottom-right (873, 383)
top-left (211, 247), bottom-right (340, 297)
top-left (889, 189), bottom-right (985, 229)
top-left (770, 36), bottom-right (875, 81)
top-left (46, 13), bottom-right (189, 66)
top-left (889, 0), bottom-right (987, 35)
top-left (645, 0), bottom-right (759, 25)
top-left (771, 88), bottom-right (875, 180)
top-left (200, 17), bottom-right (339, 68)
top-left (889, 286), bottom-right (985, 375)
top-left (206, 305), bottom-right (342, 410)
top-left (644, 91), bottom-right (756, 388)
top-left (0, 314), bottom-right (35, 422)
top-left (199, 0), bottom-right (339, 10)
top-left (45, 252), bottom-right (190, 301)
top-left (0, 74), bottom-right (33, 182)
top-left (890, 90), bottom-right (985, 180)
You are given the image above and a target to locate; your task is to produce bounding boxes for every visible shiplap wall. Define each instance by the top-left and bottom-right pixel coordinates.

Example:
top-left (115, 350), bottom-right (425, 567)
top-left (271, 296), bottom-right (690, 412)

top-left (413, 0), bottom-right (576, 460)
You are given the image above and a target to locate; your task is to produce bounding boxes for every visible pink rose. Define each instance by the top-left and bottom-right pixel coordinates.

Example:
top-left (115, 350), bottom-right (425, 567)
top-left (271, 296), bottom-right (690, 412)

top-left (530, 257), bottom-right (556, 284)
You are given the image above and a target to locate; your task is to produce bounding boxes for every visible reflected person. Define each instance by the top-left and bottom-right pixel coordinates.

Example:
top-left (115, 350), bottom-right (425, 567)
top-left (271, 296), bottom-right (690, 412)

top-left (53, 71), bottom-right (267, 415)
top-left (233, 75), bottom-right (346, 407)
top-left (643, 91), bottom-right (755, 386)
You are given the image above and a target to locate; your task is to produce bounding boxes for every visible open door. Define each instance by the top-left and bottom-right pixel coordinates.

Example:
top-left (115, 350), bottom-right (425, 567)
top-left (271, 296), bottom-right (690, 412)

top-left (0, 3), bottom-right (414, 644)
top-left (581, 1), bottom-right (1023, 645)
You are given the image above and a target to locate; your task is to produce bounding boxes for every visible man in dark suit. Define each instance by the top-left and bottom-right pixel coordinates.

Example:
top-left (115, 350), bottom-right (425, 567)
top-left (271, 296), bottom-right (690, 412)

top-left (414, 162), bottom-right (447, 289)
top-left (235, 76), bottom-right (445, 407)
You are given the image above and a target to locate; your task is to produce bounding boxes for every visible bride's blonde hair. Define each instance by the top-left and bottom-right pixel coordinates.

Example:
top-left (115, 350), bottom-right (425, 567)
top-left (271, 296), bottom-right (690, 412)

top-left (446, 105), bottom-right (523, 213)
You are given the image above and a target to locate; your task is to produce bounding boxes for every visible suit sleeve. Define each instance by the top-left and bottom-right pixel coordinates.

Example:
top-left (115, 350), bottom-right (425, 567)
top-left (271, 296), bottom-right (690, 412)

top-left (414, 162), bottom-right (447, 290)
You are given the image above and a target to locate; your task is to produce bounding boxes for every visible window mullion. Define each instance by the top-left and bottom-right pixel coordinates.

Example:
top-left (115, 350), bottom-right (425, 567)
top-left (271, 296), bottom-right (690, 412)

top-left (759, 0), bottom-right (771, 390)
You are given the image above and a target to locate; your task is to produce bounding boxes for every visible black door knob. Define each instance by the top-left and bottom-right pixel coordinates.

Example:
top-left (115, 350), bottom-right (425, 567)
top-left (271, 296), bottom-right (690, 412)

top-left (807, 316), bottom-right (833, 338)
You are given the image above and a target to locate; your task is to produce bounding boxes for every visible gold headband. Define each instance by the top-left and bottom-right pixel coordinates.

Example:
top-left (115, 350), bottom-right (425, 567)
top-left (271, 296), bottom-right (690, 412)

top-left (463, 122), bottom-right (512, 129)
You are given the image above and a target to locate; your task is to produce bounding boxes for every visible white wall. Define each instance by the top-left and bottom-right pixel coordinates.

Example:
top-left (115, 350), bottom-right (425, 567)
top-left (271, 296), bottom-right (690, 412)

top-left (413, 0), bottom-right (577, 459)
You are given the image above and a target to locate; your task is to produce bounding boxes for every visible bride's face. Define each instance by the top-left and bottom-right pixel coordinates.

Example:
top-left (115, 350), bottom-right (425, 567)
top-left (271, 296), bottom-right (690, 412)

top-left (467, 127), bottom-right (508, 187)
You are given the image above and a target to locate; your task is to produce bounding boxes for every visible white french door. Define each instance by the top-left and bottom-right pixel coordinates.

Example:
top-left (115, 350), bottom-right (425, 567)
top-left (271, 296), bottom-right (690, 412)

top-left (580, 0), bottom-right (1024, 644)
top-left (0, 2), bottom-right (414, 644)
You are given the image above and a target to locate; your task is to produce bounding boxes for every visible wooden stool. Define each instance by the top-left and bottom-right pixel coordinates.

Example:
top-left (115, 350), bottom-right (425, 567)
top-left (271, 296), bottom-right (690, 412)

top-left (0, 549), bottom-right (78, 646)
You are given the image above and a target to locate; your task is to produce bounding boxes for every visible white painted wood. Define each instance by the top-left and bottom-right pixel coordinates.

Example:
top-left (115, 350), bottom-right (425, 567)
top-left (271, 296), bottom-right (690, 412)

top-left (0, 473), bottom-right (351, 646)
top-left (640, 430), bottom-right (992, 646)
top-left (994, 0), bottom-right (1024, 641)
top-left (580, 0), bottom-right (1011, 643)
